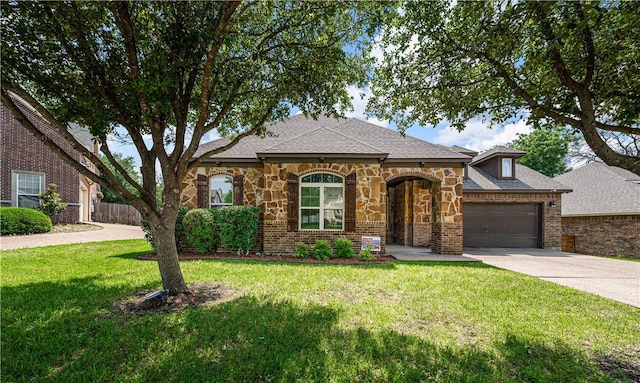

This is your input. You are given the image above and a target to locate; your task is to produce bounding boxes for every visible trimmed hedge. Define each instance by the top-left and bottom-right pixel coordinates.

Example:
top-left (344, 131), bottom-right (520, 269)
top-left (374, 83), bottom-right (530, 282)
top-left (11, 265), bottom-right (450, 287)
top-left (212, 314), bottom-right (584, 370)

top-left (219, 206), bottom-right (259, 256)
top-left (333, 237), bottom-right (355, 258)
top-left (0, 207), bottom-right (52, 235)
top-left (183, 208), bottom-right (219, 254)
top-left (312, 240), bottom-right (332, 261)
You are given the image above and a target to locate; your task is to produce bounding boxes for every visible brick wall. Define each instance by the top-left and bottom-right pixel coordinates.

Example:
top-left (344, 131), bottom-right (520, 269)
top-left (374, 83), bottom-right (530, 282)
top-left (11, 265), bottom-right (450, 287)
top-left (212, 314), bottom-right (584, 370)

top-left (562, 215), bottom-right (640, 258)
top-left (464, 192), bottom-right (564, 249)
top-left (1, 105), bottom-right (82, 223)
top-left (263, 220), bottom-right (386, 256)
top-left (432, 222), bottom-right (463, 254)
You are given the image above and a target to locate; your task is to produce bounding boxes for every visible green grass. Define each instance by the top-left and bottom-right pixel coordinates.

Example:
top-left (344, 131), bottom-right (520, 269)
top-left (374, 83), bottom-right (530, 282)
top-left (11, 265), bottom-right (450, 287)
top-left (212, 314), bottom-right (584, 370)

top-left (2, 240), bottom-right (639, 382)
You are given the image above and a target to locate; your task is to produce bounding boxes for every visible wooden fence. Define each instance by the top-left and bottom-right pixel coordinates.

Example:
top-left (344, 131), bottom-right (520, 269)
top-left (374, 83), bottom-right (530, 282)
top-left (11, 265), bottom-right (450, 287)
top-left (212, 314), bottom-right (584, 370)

top-left (93, 201), bottom-right (142, 226)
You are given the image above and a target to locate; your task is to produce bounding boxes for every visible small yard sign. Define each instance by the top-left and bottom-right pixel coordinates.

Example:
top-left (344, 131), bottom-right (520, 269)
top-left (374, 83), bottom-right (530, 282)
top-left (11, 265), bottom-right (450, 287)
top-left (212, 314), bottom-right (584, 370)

top-left (361, 236), bottom-right (381, 251)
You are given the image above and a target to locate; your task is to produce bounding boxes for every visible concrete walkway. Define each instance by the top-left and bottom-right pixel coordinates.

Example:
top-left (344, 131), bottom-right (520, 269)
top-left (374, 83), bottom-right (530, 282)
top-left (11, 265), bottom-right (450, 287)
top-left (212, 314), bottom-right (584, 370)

top-left (463, 248), bottom-right (640, 307)
top-left (0, 222), bottom-right (145, 250)
top-left (387, 245), bottom-right (479, 262)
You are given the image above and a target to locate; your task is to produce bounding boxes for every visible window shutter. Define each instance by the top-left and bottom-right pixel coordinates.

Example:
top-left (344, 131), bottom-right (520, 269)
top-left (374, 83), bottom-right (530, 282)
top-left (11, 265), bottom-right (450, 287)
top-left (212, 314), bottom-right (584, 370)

top-left (197, 174), bottom-right (209, 208)
top-left (345, 172), bottom-right (356, 232)
top-left (287, 173), bottom-right (299, 232)
top-left (233, 175), bottom-right (244, 205)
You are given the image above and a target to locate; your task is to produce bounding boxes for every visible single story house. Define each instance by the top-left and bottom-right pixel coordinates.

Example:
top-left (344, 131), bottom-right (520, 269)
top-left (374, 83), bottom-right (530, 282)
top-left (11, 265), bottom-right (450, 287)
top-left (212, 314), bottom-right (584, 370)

top-left (554, 163), bottom-right (640, 257)
top-left (181, 115), bottom-right (569, 255)
top-left (1, 100), bottom-right (100, 223)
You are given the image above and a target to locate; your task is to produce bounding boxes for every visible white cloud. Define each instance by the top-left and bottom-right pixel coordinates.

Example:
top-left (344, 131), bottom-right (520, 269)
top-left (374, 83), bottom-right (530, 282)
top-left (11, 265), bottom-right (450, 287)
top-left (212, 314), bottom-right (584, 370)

top-left (344, 85), bottom-right (390, 127)
top-left (432, 119), bottom-right (532, 151)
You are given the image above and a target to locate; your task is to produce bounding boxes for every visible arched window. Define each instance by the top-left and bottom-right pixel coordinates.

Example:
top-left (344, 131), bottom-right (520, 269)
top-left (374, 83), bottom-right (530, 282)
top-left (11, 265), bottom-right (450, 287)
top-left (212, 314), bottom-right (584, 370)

top-left (300, 173), bottom-right (343, 230)
top-left (210, 175), bottom-right (233, 208)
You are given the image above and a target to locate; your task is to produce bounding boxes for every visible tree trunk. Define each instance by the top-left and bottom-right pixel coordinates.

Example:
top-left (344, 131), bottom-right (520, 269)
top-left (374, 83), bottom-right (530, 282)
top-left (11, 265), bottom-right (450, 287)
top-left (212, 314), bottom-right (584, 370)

top-left (151, 217), bottom-right (189, 295)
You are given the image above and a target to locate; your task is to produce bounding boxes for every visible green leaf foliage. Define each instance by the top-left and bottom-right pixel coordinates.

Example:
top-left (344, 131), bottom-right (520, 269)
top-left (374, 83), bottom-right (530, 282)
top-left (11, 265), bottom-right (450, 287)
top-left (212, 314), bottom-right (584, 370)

top-left (0, 207), bottom-right (52, 235)
top-left (219, 206), bottom-right (259, 256)
top-left (183, 209), bottom-right (219, 254)
top-left (508, 127), bottom-right (578, 177)
top-left (37, 183), bottom-right (67, 218)
top-left (368, 1), bottom-right (640, 175)
top-left (333, 237), bottom-right (355, 259)
top-left (294, 242), bottom-right (309, 258)
top-left (98, 154), bottom-right (141, 205)
top-left (358, 244), bottom-right (375, 261)
top-left (311, 240), bottom-right (332, 261)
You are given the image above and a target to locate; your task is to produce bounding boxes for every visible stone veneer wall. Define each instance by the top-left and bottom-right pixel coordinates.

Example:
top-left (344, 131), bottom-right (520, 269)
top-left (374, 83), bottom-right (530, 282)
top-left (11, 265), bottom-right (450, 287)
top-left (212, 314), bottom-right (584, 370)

top-left (463, 192), bottom-right (564, 249)
top-left (181, 163), bottom-right (465, 255)
top-left (562, 215), bottom-right (640, 258)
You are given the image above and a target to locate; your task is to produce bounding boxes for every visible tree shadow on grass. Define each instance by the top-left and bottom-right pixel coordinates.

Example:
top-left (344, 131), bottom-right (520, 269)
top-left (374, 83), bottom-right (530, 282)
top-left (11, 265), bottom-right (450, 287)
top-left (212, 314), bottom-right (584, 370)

top-left (2, 277), bottom-right (623, 382)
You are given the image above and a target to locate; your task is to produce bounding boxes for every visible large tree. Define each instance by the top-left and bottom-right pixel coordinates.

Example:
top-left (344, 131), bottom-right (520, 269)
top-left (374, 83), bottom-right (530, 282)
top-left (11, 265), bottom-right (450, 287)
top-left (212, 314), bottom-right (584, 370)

top-left (507, 127), bottom-right (577, 177)
top-left (1, 1), bottom-right (390, 294)
top-left (368, 0), bottom-right (640, 175)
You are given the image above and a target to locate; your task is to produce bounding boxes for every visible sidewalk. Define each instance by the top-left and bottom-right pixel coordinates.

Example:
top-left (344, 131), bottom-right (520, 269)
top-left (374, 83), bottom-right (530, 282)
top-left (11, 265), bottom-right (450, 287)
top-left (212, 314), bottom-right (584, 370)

top-left (0, 222), bottom-right (145, 250)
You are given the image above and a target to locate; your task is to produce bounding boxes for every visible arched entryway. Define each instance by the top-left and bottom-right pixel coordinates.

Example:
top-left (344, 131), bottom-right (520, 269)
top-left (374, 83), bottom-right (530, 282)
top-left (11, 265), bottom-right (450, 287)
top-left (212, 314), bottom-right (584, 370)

top-left (386, 175), bottom-right (440, 248)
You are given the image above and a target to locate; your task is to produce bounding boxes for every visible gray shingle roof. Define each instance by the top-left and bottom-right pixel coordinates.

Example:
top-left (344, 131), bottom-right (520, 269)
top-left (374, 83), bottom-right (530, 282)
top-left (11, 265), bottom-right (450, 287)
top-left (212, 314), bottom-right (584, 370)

top-left (195, 114), bottom-right (472, 163)
top-left (553, 162), bottom-right (640, 216)
top-left (470, 145), bottom-right (526, 165)
top-left (464, 164), bottom-right (572, 192)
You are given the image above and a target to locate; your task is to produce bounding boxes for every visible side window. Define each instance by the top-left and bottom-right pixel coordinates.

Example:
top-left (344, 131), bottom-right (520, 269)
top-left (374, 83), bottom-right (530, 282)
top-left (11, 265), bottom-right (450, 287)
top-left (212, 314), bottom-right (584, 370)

top-left (14, 171), bottom-right (44, 208)
top-left (300, 173), bottom-right (343, 230)
top-left (210, 175), bottom-right (233, 208)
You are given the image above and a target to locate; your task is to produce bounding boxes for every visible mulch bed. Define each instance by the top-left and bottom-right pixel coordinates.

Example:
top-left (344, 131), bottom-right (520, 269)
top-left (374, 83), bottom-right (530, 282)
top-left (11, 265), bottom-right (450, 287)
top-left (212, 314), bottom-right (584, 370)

top-left (138, 252), bottom-right (396, 264)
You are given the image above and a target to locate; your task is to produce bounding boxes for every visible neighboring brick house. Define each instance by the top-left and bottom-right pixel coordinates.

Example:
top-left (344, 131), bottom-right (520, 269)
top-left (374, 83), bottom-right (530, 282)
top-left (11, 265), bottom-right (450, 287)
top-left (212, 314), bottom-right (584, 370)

top-left (182, 115), bottom-right (568, 255)
top-left (554, 163), bottom-right (640, 258)
top-left (458, 146), bottom-right (572, 249)
top-left (1, 100), bottom-right (100, 224)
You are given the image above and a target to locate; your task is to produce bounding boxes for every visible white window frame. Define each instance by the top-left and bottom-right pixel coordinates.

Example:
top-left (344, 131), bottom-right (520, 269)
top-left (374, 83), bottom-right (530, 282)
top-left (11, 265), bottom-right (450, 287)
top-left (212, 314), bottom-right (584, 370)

top-left (209, 175), bottom-right (233, 208)
top-left (11, 170), bottom-right (45, 208)
top-left (501, 158), bottom-right (513, 178)
top-left (299, 173), bottom-right (344, 231)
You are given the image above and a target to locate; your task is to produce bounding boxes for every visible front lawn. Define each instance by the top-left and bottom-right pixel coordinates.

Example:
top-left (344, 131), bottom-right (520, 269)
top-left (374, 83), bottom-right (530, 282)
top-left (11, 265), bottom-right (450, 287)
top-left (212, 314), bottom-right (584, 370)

top-left (2, 240), bottom-right (638, 382)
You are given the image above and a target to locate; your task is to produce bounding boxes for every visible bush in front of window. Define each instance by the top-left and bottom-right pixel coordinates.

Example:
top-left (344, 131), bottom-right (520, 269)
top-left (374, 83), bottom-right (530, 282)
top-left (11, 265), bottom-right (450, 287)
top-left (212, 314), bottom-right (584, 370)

top-left (312, 240), bottom-right (332, 261)
top-left (0, 207), bottom-right (52, 235)
top-left (295, 242), bottom-right (309, 258)
top-left (140, 206), bottom-right (188, 252)
top-left (219, 206), bottom-right (259, 256)
top-left (37, 183), bottom-right (67, 218)
top-left (333, 237), bottom-right (354, 259)
top-left (183, 208), bottom-right (220, 254)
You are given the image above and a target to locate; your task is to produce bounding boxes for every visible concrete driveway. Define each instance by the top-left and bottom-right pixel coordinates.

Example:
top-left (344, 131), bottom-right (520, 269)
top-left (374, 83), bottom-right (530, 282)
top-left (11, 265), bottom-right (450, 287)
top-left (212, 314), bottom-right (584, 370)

top-left (0, 222), bottom-right (145, 251)
top-left (463, 248), bottom-right (640, 307)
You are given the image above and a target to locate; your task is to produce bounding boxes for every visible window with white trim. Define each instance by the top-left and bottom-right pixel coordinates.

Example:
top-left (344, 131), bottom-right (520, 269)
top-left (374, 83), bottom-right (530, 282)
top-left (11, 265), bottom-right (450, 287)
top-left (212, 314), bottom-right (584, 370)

top-left (210, 175), bottom-right (233, 208)
top-left (501, 158), bottom-right (513, 178)
top-left (15, 172), bottom-right (44, 208)
top-left (300, 173), bottom-right (343, 230)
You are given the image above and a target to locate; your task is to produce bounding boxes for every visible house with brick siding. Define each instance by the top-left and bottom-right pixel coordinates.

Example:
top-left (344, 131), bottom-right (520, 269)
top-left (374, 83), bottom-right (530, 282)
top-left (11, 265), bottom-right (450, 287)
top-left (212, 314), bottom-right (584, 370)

top-left (554, 163), bottom-right (640, 257)
top-left (183, 115), bottom-right (569, 256)
top-left (1, 101), bottom-right (100, 224)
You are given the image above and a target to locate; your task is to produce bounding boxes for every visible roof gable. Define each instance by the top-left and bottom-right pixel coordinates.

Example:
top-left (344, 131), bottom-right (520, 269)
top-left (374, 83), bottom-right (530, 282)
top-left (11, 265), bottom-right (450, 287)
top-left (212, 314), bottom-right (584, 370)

top-left (195, 115), bottom-right (471, 163)
top-left (554, 162), bottom-right (640, 216)
top-left (470, 145), bottom-right (526, 166)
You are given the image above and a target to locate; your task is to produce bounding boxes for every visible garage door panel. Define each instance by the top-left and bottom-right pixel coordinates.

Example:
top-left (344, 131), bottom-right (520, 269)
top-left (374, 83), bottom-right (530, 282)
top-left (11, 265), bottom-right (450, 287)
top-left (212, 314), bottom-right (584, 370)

top-left (464, 203), bottom-right (540, 248)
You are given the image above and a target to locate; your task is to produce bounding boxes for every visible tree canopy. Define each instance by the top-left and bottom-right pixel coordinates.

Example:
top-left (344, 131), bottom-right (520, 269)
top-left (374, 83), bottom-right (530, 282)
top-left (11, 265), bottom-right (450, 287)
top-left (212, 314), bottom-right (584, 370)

top-left (508, 127), bottom-right (577, 177)
top-left (1, 1), bottom-right (392, 294)
top-left (368, 0), bottom-right (639, 175)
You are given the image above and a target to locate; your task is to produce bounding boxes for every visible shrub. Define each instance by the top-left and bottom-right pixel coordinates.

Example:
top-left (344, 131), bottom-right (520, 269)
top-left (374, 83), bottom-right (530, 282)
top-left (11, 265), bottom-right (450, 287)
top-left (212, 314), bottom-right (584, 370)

top-left (312, 240), bottom-right (332, 261)
top-left (333, 237), bottom-right (354, 259)
top-left (359, 244), bottom-right (375, 261)
top-left (0, 207), bottom-right (52, 235)
top-left (140, 206), bottom-right (189, 252)
top-left (37, 184), bottom-right (67, 218)
top-left (219, 205), bottom-right (259, 256)
top-left (294, 242), bottom-right (309, 258)
top-left (183, 208), bottom-right (219, 254)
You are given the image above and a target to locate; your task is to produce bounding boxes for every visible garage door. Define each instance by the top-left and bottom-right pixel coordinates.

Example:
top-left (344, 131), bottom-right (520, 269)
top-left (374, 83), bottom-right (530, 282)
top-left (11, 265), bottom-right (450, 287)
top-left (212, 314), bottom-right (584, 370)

top-left (464, 203), bottom-right (541, 247)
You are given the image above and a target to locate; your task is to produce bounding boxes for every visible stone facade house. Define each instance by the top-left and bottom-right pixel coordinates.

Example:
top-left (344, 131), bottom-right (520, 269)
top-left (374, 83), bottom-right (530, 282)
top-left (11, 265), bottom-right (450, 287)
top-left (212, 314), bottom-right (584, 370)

top-left (459, 146), bottom-right (572, 249)
top-left (182, 115), bottom-right (569, 255)
top-left (554, 163), bottom-right (640, 257)
top-left (1, 101), bottom-right (100, 224)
